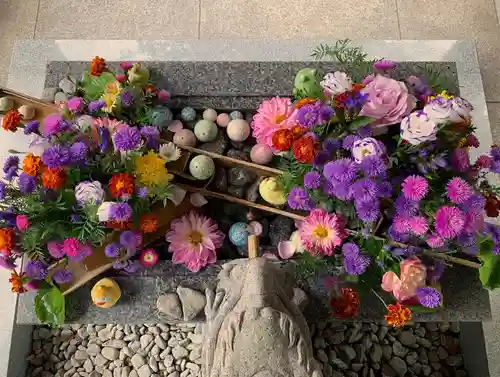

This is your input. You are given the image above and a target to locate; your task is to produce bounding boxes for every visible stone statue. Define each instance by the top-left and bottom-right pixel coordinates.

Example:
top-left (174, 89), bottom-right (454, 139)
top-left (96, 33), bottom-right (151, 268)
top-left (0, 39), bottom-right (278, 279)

top-left (201, 258), bottom-right (323, 377)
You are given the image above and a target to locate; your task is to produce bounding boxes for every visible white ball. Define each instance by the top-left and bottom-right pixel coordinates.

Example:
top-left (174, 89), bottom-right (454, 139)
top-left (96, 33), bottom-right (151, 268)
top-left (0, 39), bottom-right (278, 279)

top-left (189, 155), bottom-right (215, 180)
top-left (0, 97), bottom-right (14, 112)
top-left (18, 105), bottom-right (35, 120)
top-left (203, 108), bottom-right (218, 122)
top-left (194, 120), bottom-right (218, 142)
top-left (227, 119), bottom-right (250, 142)
top-left (173, 129), bottom-right (197, 147)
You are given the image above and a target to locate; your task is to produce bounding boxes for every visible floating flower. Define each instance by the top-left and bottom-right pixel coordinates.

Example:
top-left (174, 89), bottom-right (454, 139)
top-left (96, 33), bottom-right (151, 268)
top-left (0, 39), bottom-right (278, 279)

top-left (416, 287), bottom-right (441, 308)
top-left (41, 167), bottom-right (66, 190)
top-left (134, 151), bottom-right (173, 188)
top-left (42, 114), bottom-right (67, 137)
top-left (402, 175), bottom-right (428, 201)
top-left (299, 209), bottom-right (347, 256)
top-left (22, 153), bottom-right (42, 176)
top-left (75, 181), bottom-right (105, 205)
top-left (296, 101), bottom-right (333, 128)
top-left (320, 72), bottom-right (353, 96)
top-left (16, 215), bottom-right (29, 232)
top-left (252, 97), bottom-right (298, 148)
top-left (374, 60), bottom-right (396, 70)
top-left (140, 214), bottom-right (159, 233)
top-left (344, 253), bottom-right (370, 275)
top-left (2, 109), bottom-right (22, 132)
top-left (400, 111), bottom-right (438, 145)
top-left (109, 173), bottom-right (135, 199)
top-left (435, 206), bottom-right (465, 239)
top-left (382, 257), bottom-right (426, 301)
top-left (109, 202), bottom-right (133, 222)
top-left (52, 268), bottom-right (73, 284)
top-left (90, 56), bottom-right (106, 76)
top-left (9, 271), bottom-right (27, 293)
top-left (351, 137), bottom-right (386, 163)
top-left (324, 158), bottom-right (357, 183)
top-left (139, 249), bottom-right (159, 267)
top-left (159, 142), bottom-right (182, 162)
top-left (446, 177), bottom-right (473, 204)
top-left (166, 211), bottom-right (225, 272)
top-left (104, 242), bottom-right (122, 258)
top-left (385, 304), bottom-right (412, 328)
top-left (408, 216), bottom-right (428, 236)
top-left (24, 120), bottom-right (39, 135)
top-left (350, 178), bottom-right (377, 203)
top-left (62, 238), bottom-right (92, 261)
top-left (26, 260), bottom-right (48, 280)
top-left (303, 171), bottom-right (322, 189)
top-left (451, 148), bottom-right (470, 172)
top-left (18, 173), bottom-right (37, 193)
top-left (330, 287), bottom-right (360, 319)
top-left (287, 187), bottom-right (314, 211)
top-left (42, 145), bottom-right (70, 168)
top-left (0, 228), bottom-right (15, 255)
top-left (272, 129), bottom-right (294, 151)
top-left (140, 125), bottom-right (160, 149)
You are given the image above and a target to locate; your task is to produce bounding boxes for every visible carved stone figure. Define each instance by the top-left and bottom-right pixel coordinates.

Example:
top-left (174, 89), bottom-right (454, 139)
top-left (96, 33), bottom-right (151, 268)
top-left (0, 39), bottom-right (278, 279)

top-left (202, 258), bottom-right (323, 377)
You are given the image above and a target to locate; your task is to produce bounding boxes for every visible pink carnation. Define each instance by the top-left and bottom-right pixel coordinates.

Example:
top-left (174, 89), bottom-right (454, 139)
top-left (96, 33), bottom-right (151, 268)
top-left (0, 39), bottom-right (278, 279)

top-left (251, 96), bottom-right (298, 148)
top-left (435, 206), bottom-right (465, 239)
top-left (408, 216), bottom-right (428, 236)
top-left (402, 175), bottom-right (428, 201)
top-left (16, 215), bottom-right (29, 232)
top-left (299, 209), bottom-right (348, 256)
top-left (446, 177), bottom-right (473, 204)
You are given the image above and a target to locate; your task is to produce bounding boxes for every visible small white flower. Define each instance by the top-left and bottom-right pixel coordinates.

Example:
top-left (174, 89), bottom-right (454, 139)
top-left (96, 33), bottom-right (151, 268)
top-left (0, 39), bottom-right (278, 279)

top-left (424, 97), bottom-right (462, 124)
top-left (320, 71), bottom-right (353, 96)
top-left (351, 137), bottom-right (386, 163)
top-left (75, 181), bottom-right (105, 205)
top-left (159, 142), bottom-right (182, 162)
top-left (400, 111), bottom-right (438, 146)
top-left (97, 202), bottom-right (114, 222)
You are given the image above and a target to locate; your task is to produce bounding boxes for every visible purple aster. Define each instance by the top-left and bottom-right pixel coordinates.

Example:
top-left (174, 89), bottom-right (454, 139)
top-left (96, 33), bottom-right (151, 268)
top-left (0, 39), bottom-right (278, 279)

top-left (359, 156), bottom-right (386, 177)
top-left (325, 180), bottom-right (352, 201)
top-left (395, 195), bottom-right (419, 216)
top-left (123, 260), bottom-right (142, 274)
top-left (120, 91), bottom-right (135, 107)
top-left (388, 225), bottom-right (411, 243)
top-left (344, 253), bottom-right (370, 275)
top-left (324, 158), bottom-right (357, 183)
top-left (342, 242), bottom-right (360, 256)
top-left (42, 145), bottom-right (70, 168)
top-left (137, 187), bottom-right (149, 199)
top-left (491, 146), bottom-right (500, 163)
top-left (485, 223), bottom-right (500, 244)
top-left (88, 99), bottom-right (107, 114)
top-left (52, 268), bottom-right (73, 284)
top-left (120, 230), bottom-right (141, 250)
top-left (109, 202), bottom-right (133, 222)
top-left (113, 126), bottom-right (141, 151)
top-left (0, 256), bottom-right (16, 270)
top-left (18, 173), bottom-right (37, 193)
top-left (427, 262), bottom-right (445, 283)
top-left (24, 121), bottom-right (40, 135)
top-left (342, 135), bottom-right (360, 150)
top-left (349, 178), bottom-right (377, 203)
top-left (377, 181), bottom-right (393, 198)
top-left (0, 211), bottom-right (16, 227)
top-left (461, 194), bottom-right (486, 211)
top-left (355, 199), bottom-right (380, 222)
top-left (313, 150), bottom-right (330, 169)
top-left (323, 139), bottom-right (340, 153)
top-left (0, 182), bottom-right (6, 200)
top-left (26, 260), bottom-right (48, 280)
top-left (69, 141), bottom-right (88, 163)
top-left (98, 127), bottom-right (112, 153)
top-left (4, 166), bottom-right (18, 181)
top-left (113, 260), bottom-right (128, 270)
top-left (105, 242), bottom-right (122, 258)
top-left (416, 287), bottom-right (441, 308)
top-left (344, 92), bottom-right (369, 111)
top-left (357, 125), bottom-right (373, 138)
top-left (319, 104), bottom-right (334, 123)
top-left (3, 156), bottom-right (19, 174)
top-left (140, 126), bottom-right (160, 150)
top-left (287, 187), bottom-right (314, 211)
top-left (303, 171), bottom-right (322, 189)
top-left (297, 103), bottom-right (320, 128)
top-left (43, 114), bottom-right (64, 137)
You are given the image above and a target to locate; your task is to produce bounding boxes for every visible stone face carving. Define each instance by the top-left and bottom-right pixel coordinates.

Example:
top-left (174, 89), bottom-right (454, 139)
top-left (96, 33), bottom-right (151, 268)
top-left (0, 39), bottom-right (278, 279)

top-left (202, 258), bottom-right (322, 377)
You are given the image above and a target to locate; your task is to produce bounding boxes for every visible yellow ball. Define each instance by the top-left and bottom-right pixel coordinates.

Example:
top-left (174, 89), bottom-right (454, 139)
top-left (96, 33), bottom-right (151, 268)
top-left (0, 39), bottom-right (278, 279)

top-left (91, 278), bottom-right (121, 308)
top-left (259, 177), bottom-right (287, 205)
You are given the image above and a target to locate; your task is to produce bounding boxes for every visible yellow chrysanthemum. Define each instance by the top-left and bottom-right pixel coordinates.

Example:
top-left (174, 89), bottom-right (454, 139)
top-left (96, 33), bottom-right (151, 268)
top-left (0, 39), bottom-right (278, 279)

top-left (101, 81), bottom-right (122, 113)
top-left (428, 90), bottom-right (454, 101)
top-left (134, 151), bottom-right (173, 187)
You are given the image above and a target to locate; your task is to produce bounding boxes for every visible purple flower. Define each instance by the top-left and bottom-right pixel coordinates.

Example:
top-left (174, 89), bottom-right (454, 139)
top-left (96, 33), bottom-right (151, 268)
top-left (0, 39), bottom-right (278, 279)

top-left (109, 203), bottom-right (133, 222)
top-left (137, 187), bottom-right (149, 198)
top-left (297, 101), bottom-right (333, 128)
top-left (67, 97), bottom-right (84, 113)
top-left (52, 268), bottom-right (73, 284)
top-left (313, 150), bottom-right (330, 169)
top-left (0, 211), bottom-right (16, 227)
top-left (323, 139), bottom-right (340, 153)
top-left (4, 166), bottom-right (18, 181)
top-left (359, 156), bottom-right (386, 177)
top-left (98, 127), bottom-right (112, 153)
top-left (342, 242), bottom-right (360, 256)
top-left (342, 135), bottom-right (360, 150)
top-left (349, 178), bottom-right (377, 203)
top-left (113, 126), bottom-right (141, 151)
top-left (43, 114), bottom-right (64, 137)
top-left (120, 230), bottom-right (141, 250)
top-left (42, 145), bottom-right (70, 168)
top-left (88, 99), bottom-right (107, 114)
top-left (344, 253), bottom-right (370, 275)
top-left (70, 214), bottom-right (81, 223)
top-left (395, 195), bottom-right (419, 216)
top-left (105, 242), bottom-right (122, 258)
top-left (451, 148), bottom-right (470, 172)
top-left (24, 121), bottom-right (40, 135)
top-left (120, 91), bottom-right (135, 107)
top-left (427, 262), bottom-right (445, 283)
top-left (26, 260), bottom-right (48, 280)
top-left (492, 146), bottom-right (500, 163)
top-left (113, 260), bottom-right (129, 270)
top-left (19, 173), bottom-right (37, 193)
top-left (345, 92), bottom-right (369, 110)
top-left (324, 158), bottom-right (357, 183)
top-left (124, 260), bottom-right (142, 274)
top-left (374, 60), bottom-right (396, 70)
top-left (377, 181), bottom-right (393, 198)
top-left (324, 180), bottom-right (352, 201)
top-left (416, 287), bottom-right (441, 308)
top-left (287, 187), bottom-right (314, 211)
top-left (3, 156), bottom-right (19, 174)
top-left (355, 199), bottom-right (380, 222)
top-left (461, 194), bottom-right (486, 211)
top-left (70, 141), bottom-right (88, 163)
top-left (357, 125), bottom-right (373, 138)
top-left (388, 225), bottom-right (411, 243)
top-left (0, 256), bottom-right (16, 270)
top-left (0, 182), bottom-right (6, 200)
top-left (140, 126), bottom-right (160, 150)
top-left (304, 171), bottom-right (322, 189)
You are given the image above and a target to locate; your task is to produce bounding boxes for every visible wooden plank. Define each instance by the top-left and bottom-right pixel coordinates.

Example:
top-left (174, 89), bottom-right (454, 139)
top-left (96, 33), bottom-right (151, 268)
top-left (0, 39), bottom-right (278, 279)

top-left (0, 87), bottom-right (59, 125)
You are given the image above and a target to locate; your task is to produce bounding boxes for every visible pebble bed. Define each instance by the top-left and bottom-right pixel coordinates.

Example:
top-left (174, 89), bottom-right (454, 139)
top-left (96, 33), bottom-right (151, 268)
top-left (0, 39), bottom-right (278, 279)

top-left (25, 322), bottom-right (468, 377)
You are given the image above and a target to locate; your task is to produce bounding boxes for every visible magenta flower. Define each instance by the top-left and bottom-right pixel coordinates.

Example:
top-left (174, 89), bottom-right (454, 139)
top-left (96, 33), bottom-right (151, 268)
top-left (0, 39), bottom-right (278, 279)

top-left (408, 216), bottom-right (428, 236)
top-left (374, 60), bottom-right (396, 70)
top-left (157, 90), bottom-right (171, 102)
top-left (62, 238), bottom-right (92, 261)
top-left (451, 148), bottom-right (470, 172)
top-left (67, 97), bottom-right (84, 113)
top-left (402, 175), bottom-right (428, 201)
top-left (426, 234), bottom-right (445, 248)
top-left (464, 210), bottom-right (484, 233)
top-left (435, 206), bottom-right (465, 239)
top-left (16, 215), bottom-right (29, 232)
top-left (446, 177), bottom-right (473, 204)
top-left (393, 216), bottom-right (412, 234)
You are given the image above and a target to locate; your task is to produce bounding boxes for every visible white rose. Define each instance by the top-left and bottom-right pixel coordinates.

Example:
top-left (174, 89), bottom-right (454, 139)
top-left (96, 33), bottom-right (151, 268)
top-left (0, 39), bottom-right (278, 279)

top-left (452, 97), bottom-right (473, 121)
top-left (400, 111), bottom-right (438, 145)
top-left (75, 181), bottom-right (105, 205)
top-left (97, 201), bottom-right (114, 222)
top-left (320, 71), bottom-right (353, 95)
top-left (423, 97), bottom-right (462, 124)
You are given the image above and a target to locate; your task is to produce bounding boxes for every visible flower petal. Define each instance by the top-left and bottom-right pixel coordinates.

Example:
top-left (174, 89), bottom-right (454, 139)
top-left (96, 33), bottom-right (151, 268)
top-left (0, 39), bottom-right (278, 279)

top-left (278, 241), bottom-right (296, 259)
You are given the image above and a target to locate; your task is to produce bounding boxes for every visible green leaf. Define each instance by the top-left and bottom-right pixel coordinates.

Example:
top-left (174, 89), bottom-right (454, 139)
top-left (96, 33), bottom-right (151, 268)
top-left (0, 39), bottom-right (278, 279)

top-left (477, 235), bottom-right (500, 290)
top-left (34, 286), bottom-right (65, 326)
top-left (81, 72), bottom-right (116, 101)
top-left (408, 305), bottom-right (439, 313)
top-left (348, 116), bottom-right (376, 132)
top-left (361, 236), bottom-right (384, 258)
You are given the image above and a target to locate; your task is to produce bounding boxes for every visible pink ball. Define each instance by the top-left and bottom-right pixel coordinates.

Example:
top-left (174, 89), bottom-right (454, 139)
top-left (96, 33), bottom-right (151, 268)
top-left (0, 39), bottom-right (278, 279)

top-left (216, 113), bottom-right (230, 127)
top-left (250, 144), bottom-right (273, 165)
top-left (173, 129), bottom-right (197, 147)
top-left (227, 119), bottom-right (250, 142)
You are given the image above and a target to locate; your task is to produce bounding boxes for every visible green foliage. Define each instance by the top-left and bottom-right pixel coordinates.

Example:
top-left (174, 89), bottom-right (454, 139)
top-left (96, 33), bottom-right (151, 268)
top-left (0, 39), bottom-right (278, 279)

top-left (80, 72), bottom-right (116, 101)
top-left (73, 204), bottom-right (106, 246)
top-left (348, 116), bottom-right (376, 132)
top-left (149, 182), bottom-right (174, 207)
top-left (416, 64), bottom-right (453, 94)
top-left (293, 68), bottom-right (324, 99)
top-left (34, 285), bottom-right (65, 327)
top-left (477, 236), bottom-right (500, 290)
top-left (294, 252), bottom-right (338, 281)
top-left (20, 228), bottom-right (45, 260)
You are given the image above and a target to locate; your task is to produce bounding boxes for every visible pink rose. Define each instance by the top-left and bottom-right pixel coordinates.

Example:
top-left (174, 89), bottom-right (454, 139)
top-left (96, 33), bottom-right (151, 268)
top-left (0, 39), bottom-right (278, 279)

top-left (381, 257), bottom-right (426, 301)
top-left (16, 215), bottom-right (29, 232)
top-left (360, 75), bottom-right (416, 127)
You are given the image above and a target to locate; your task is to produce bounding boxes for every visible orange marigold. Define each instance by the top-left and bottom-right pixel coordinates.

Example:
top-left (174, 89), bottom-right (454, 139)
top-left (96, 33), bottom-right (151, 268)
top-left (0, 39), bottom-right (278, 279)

top-left (42, 167), bottom-right (66, 190)
top-left (105, 220), bottom-right (132, 230)
top-left (0, 228), bottom-right (15, 255)
top-left (292, 135), bottom-right (319, 164)
top-left (272, 129), bottom-right (294, 151)
top-left (9, 271), bottom-right (27, 294)
top-left (90, 56), bottom-right (106, 76)
top-left (144, 84), bottom-right (157, 94)
top-left (109, 173), bottom-right (135, 199)
top-left (2, 109), bottom-right (23, 132)
top-left (330, 287), bottom-right (360, 319)
top-left (22, 153), bottom-right (42, 176)
top-left (140, 215), bottom-right (159, 233)
top-left (385, 304), bottom-right (412, 328)
top-left (295, 97), bottom-right (316, 109)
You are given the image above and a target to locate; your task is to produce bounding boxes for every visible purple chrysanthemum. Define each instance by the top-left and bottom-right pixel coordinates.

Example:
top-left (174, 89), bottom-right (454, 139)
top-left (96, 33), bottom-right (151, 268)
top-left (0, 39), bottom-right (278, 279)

top-left (313, 150), bottom-right (330, 169)
top-left (464, 210), bottom-right (484, 233)
top-left (355, 199), bottom-right (380, 222)
top-left (349, 178), bottom-right (377, 203)
top-left (98, 127), bottom-right (112, 153)
top-left (342, 135), bottom-right (361, 150)
top-left (342, 242), bottom-right (360, 256)
top-left (113, 126), bottom-right (141, 151)
top-left (357, 125), bottom-right (373, 138)
top-left (109, 203), bottom-right (133, 222)
top-left (18, 173), bottom-right (37, 193)
top-left (4, 166), bottom-right (18, 181)
top-left (491, 146), bottom-right (500, 162)
top-left (304, 171), bottom-right (322, 189)
top-left (325, 180), bottom-right (352, 201)
top-left (297, 104), bottom-right (320, 128)
top-left (123, 260), bottom-right (142, 274)
top-left (120, 230), bottom-right (141, 250)
top-left (377, 181), bottom-right (393, 198)
top-left (24, 120), bottom-right (40, 135)
top-left (359, 156), bottom-right (386, 177)
top-left (416, 287), bottom-right (441, 308)
top-left (446, 177), bottom-right (473, 204)
top-left (42, 145), bottom-right (70, 168)
top-left (435, 206), bottom-right (465, 239)
top-left (288, 187), bottom-right (314, 211)
top-left (461, 194), bottom-right (486, 211)
top-left (344, 253), bottom-right (370, 275)
top-left (402, 175), bottom-right (428, 201)
top-left (140, 125), bottom-right (160, 150)
top-left (344, 92), bottom-right (369, 110)
top-left (67, 97), bottom-right (84, 113)
top-left (88, 99), bottom-right (107, 114)
top-left (26, 260), bottom-right (48, 280)
top-left (324, 158), bottom-right (357, 183)
top-left (3, 156), bottom-right (19, 174)
top-left (105, 242), bottom-right (122, 258)
top-left (120, 91), bottom-right (135, 107)
top-left (137, 187), bottom-right (149, 199)
top-left (388, 225), bottom-right (411, 243)
top-left (69, 141), bottom-right (88, 163)
top-left (323, 139), bottom-right (340, 154)
top-left (52, 268), bottom-right (73, 284)
top-left (395, 195), bottom-right (419, 216)
top-left (0, 181), bottom-right (6, 200)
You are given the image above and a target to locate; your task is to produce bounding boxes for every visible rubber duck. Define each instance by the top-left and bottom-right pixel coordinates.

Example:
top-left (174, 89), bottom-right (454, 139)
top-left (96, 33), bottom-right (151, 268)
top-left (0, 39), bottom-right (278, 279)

top-left (259, 177), bottom-right (287, 206)
top-left (91, 278), bottom-right (121, 308)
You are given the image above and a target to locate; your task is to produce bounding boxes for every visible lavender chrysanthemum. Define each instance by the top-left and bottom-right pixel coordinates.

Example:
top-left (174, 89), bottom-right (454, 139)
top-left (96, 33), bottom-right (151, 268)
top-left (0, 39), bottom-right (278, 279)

top-left (137, 187), bottom-right (149, 199)
top-left (342, 135), bottom-right (361, 150)
top-left (395, 195), bottom-right (419, 216)
top-left (349, 178), bottom-right (377, 203)
top-left (26, 260), bottom-right (48, 280)
top-left (323, 139), bottom-right (340, 154)
top-left (446, 177), bottom-right (473, 204)
top-left (52, 268), bottom-right (73, 284)
top-left (24, 120), bottom-right (40, 135)
top-left (113, 126), bottom-right (141, 151)
top-left (342, 242), bottom-right (360, 256)
top-left (120, 91), bottom-right (135, 107)
top-left (416, 287), bottom-right (441, 308)
top-left (69, 141), bottom-right (88, 163)
top-left (359, 156), bottom-right (386, 177)
top-left (462, 194), bottom-right (486, 211)
top-left (355, 199), bottom-right (380, 222)
top-left (325, 180), bottom-right (352, 201)
top-left (377, 181), bottom-right (393, 198)
top-left (109, 202), bottom-right (133, 222)
top-left (313, 150), bottom-right (330, 169)
top-left (140, 126), bottom-right (160, 150)
top-left (324, 158), bottom-right (357, 183)
top-left (288, 187), bottom-right (314, 211)
top-left (344, 253), bottom-right (370, 275)
top-left (297, 103), bottom-right (320, 128)
top-left (0, 181), bottom-right (6, 200)
top-left (98, 127), bottom-right (112, 153)
top-left (119, 230), bottom-right (141, 250)
top-left (18, 173), bottom-right (37, 193)
top-left (304, 171), bottom-right (322, 189)
top-left (88, 99), bottom-right (107, 114)
top-left (42, 145), bottom-right (70, 168)
top-left (105, 242), bottom-right (122, 258)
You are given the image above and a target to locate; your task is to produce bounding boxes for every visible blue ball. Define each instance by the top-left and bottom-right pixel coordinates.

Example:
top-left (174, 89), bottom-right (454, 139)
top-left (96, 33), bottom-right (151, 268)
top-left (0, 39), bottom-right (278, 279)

top-left (228, 222), bottom-right (249, 247)
top-left (152, 107), bottom-right (173, 129)
top-left (181, 107), bottom-right (197, 122)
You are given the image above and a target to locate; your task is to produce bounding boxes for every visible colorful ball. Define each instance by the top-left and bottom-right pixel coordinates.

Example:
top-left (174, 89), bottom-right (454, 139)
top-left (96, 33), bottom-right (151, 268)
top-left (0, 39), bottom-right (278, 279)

top-left (18, 105), bottom-right (35, 120)
top-left (250, 144), bottom-right (273, 165)
top-left (229, 111), bottom-right (243, 120)
top-left (194, 120), bottom-right (218, 142)
top-left (173, 129), bottom-right (197, 147)
top-left (0, 97), bottom-right (14, 112)
top-left (227, 119), bottom-right (250, 142)
top-left (216, 113), bottom-right (230, 127)
top-left (203, 108), bottom-right (218, 122)
top-left (229, 222), bottom-right (249, 246)
top-left (152, 107), bottom-right (173, 129)
top-left (189, 155), bottom-right (215, 180)
top-left (181, 107), bottom-right (196, 122)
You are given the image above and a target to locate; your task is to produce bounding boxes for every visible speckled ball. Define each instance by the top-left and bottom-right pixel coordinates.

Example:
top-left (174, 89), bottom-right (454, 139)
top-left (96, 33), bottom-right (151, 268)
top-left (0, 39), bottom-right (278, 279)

top-left (229, 222), bottom-right (249, 246)
top-left (0, 97), bottom-right (14, 112)
top-left (216, 113), bottom-right (230, 128)
top-left (189, 155), bottom-right (215, 180)
top-left (250, 144), bottom-right (273, 165)
top-left (203, 108), bottom-right (218, 122)
top-left (173, 129), bottom-right (197, 147)
top-left (152, 107), bottom-right (173, 129)
top-left (227, 119), bottom-right (250, 142)
top-left (194, 120), bottom-right (218, 142)
top-left (181, 107), bottom-right (196, 122)
top-left (18, 105), bottom-right (35, 120)
top-left (229, 111), bottom-right (244, 120)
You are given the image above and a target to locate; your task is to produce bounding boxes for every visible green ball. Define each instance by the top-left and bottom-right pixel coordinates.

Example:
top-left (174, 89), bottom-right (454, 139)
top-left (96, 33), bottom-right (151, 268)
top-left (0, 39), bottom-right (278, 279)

top-left (194, 120), bottom-right (218, 142)
top-left (189, 155), bottom-right (215, 180)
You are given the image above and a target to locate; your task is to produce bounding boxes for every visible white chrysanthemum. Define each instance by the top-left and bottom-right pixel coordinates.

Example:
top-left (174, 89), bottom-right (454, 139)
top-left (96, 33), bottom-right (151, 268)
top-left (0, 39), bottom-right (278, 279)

top-left (159, 142), bottom-right (182, 162)
top-left (320, 71), bottom-right (353, 96)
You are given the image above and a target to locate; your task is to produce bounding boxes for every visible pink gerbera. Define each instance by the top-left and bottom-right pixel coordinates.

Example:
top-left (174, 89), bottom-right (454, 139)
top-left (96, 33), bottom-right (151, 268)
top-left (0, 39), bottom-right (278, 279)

top-left (299, 209), bottom-right (348, 256)
top-left (426, 234), bottom-right (445, 248)
top-left (434, 206), bottom-right (465, 239)
top-left (446, 177), bottom-right (473, 204)
top-left (251, 96), bottom-right (298, 148)
top-left (408, 216), bottom-right (428, 236)
top-left (402, 175), bottom-right (428, 201)
top-left (166, 211), bottom-right (225, 272)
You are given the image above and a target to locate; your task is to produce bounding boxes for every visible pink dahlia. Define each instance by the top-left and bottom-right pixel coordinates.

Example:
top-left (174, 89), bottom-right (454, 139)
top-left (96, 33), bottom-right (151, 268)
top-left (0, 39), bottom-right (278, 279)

top-left (166, 211), bottom-right (225, 272)
top-left (299, 209), bottom-right (348, 256)
top-left (402, 175), bottom-right (428, 201)
top-left (446, 177), bottom-right (473, 204)
top-left (408, 216), bottom-right (428, 236)
top-left (252, 97), bottom-right (298, 148)
top-left (426, 234), bottom-right (444, 248)
top-left (435, 206), bottom-right (465, 239)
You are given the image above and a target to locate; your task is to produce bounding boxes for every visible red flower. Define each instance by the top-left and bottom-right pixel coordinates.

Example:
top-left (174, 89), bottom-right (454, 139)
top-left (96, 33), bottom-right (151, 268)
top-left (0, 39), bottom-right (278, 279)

top-left (139, 249), bottom-right (159, 267)
top-left (292, 136), bottom-right (319, 163)
top-left (2, 110), bottom-right (22, 132)
top-left (90, 56), bottom-right (106, 76)
top-left (272, 129), bottom-right (294, 151)
top-left (385, 304), bottom-right (412, 328)
top-left (334, 92), bottom-right (350, 108)
top-left (42, 167), bottom-right (66, 190)
top-left (330, 288), bottom-right (360, 319)
top-left (105, 220), bottom-right (132, 230)
top-left (0, 228), bottom-right (15, 255)
top-left (140, 215), bottom-right (159, 233)
top-left (109, 173), bottom-right (135, 199)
